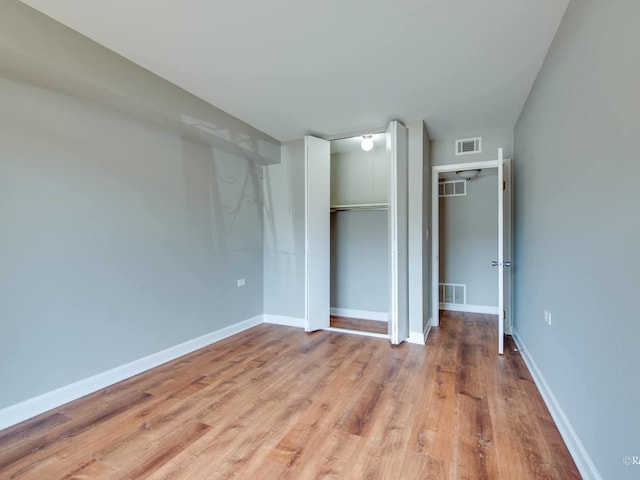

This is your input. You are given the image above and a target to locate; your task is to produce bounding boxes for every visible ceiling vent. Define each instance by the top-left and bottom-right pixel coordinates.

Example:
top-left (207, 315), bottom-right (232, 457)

top-left (455, 137), bottom-right (482, 155)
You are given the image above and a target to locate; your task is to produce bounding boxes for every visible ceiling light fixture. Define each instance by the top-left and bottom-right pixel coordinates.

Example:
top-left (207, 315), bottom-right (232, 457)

top-left (361, 135), bottom-right (374, 152)
top-left (455, 169), bottom-right (481, 181)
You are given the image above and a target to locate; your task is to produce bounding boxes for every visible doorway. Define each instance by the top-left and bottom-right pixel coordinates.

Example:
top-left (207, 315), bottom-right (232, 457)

top-left (431, 152), bottom-right (511, 354)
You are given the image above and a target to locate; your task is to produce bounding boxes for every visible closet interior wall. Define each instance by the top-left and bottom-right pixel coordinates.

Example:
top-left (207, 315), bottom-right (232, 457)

top-left (329, 140), bottom-right (389, 320)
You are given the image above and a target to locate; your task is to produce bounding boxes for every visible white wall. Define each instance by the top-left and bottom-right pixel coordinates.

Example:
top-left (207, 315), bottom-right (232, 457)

top-left (513, 1), bottom-right (639, 479)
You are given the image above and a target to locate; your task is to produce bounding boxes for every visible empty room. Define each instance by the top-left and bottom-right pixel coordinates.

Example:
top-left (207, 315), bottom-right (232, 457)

top-left (0, 1), bottom-right (637, 479)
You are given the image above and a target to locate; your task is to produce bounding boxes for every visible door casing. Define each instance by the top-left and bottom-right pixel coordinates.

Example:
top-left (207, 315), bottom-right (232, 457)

top-left (430, 157), bottom-right (512, 354)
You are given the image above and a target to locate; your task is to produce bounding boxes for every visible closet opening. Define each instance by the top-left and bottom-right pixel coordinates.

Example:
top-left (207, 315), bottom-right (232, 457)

top-left (327, 132), bottom-right (390, 337)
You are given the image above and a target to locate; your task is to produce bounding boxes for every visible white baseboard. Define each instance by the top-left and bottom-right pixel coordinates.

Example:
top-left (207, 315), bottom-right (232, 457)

top-left (512, 331), bottom-right (603, 480)
top-left (324, 327), bottom-right (388, 340)
top-left (408, 321), bottom-right (432, 345)
top-left (408, 331), bottom-right (425, 345)
top-left (0, 315), bottom-right (263, 432)
top-left (330, 308), bottom-right (389, 322)
top-left (262, 314), bottom-right (305, 328)
top-left (439, 303), bottom-right (499, 315)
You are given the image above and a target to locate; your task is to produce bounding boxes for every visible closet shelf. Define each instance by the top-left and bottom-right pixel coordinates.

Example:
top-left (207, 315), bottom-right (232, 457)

top-left (330, 203), bottom-right (388, 212)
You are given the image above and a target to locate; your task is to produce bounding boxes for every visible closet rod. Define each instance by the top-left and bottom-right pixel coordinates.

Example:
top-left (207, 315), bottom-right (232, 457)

top-left (330, 203), bottom-right (388, 212)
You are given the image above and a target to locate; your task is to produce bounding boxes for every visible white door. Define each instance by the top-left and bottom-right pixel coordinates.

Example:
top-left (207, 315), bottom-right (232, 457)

top-left (388, 121), bottom-right (409, 344)
top-left (497, 148), bottom-right (505, 354)
top-left (503, 158), bottom-right (513, 335)
top-left (304, 135), bottom-right (331, 332)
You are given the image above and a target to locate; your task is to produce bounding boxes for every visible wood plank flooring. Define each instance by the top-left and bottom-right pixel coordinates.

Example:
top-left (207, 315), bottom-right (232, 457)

top-left (0, 311), bottom-right (580, 479)
top-left (329, 315), bottom-right (388, 335)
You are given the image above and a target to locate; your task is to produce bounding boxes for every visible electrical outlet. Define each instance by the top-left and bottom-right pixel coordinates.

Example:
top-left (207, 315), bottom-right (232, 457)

top-left (237, 278), bottom-right (245, 287)
top-left (544, 310), bottom-right (552, 325)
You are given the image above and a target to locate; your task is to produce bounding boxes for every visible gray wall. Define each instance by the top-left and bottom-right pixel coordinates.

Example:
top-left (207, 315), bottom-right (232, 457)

top-left (431, 130), bottom-right (513, 166)
top-left (330, 149), bottom-right (387, 206)
top-left (329, 147), bottom-right (389, 314)
top-left (0, 2), bottom-right (279, 166)
top-left (330, 211), bottom-right (388, 313)
top-left (430, 129), bottom-right (512, 323)
top-left (0, 2), bottom-right (269, 409)
top-left (262, 140), bottom-right (306, 319)
top-left (439, 172), bottom-right (498, 307)
top-left (514, 1), bottom-right (639, 479)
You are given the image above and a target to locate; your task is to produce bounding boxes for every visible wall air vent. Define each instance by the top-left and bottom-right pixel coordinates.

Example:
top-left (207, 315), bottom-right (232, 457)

top-left (438, 180), bottom-right (466, 197)
top-left (455, 137), bottom-right (482, 155)
top-left (439, 283), bottom-right (466, 305)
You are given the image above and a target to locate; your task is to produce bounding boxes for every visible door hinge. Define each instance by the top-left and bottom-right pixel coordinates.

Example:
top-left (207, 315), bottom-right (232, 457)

top-left (503, 181), bottom-right (506, 190)
top-left (504, 310), bottom-right (506, 319)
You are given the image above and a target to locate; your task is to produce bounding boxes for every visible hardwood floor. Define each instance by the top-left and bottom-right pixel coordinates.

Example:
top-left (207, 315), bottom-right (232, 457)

top-left (329, 315), bottom-right (388, 335)
top-left (0, 311), bottom-right (580, 479)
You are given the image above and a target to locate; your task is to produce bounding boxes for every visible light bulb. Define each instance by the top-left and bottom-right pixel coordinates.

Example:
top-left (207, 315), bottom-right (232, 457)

top-left (361, 135), bottom-right (374, 152)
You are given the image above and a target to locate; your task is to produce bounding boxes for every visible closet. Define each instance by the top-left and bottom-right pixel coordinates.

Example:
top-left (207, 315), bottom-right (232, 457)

top-left (329, 133), bottom-right (389, 335)
top-left (304, 120), bottom-right (409, 345)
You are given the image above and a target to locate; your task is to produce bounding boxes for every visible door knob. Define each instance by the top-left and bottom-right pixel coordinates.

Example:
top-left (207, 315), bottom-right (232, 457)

top-left (492, 261), bottom-right (511, 267)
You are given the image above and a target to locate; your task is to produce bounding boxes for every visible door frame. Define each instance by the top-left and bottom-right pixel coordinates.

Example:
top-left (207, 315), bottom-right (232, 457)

top-left (430, 159), bottom-right (512, 346)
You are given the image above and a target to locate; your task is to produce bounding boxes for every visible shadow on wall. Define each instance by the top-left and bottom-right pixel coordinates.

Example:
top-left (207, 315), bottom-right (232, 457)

top-left (180, 137), bottom-right (265, 317)
top-left (262, 142), bottom-right (306, 318)
top-left (181, 139), bottom-right (265, 258)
